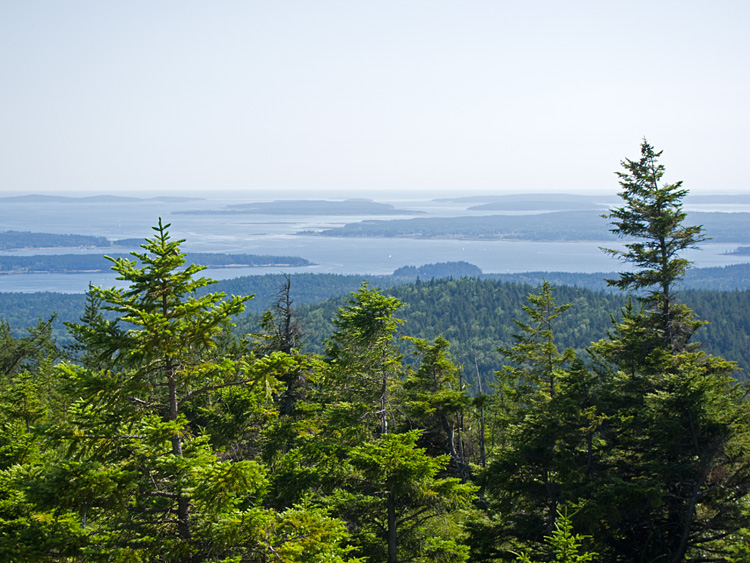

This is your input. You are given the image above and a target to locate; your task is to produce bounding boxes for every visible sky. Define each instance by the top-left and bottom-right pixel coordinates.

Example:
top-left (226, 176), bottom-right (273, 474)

top-left (0, 1), bottom-right (748, 195)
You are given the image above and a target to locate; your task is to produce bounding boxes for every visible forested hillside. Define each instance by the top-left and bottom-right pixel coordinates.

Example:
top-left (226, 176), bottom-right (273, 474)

top-left (235, 278), bottom-right (750, 385)
top-left (4, 271), bottom-right (750, 378)
top-left (3, 212), bottom-right (750, 561)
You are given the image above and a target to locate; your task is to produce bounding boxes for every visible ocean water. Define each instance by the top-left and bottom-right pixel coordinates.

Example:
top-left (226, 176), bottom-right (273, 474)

top-left (1, 193), bottom-right (748, 293)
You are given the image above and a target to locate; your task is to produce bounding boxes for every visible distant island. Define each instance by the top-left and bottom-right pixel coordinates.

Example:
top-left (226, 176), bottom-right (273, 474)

top-left (435, 193), bottom-right (619, 207)
top-left (0, 253), bottom-right (312, 274)
top-left (1, 231), bottom-right (198, 252)
top-left (175, 199), bottom-right (424, 216)
top-left (304, 211), bottom-right (614, 240)
top-left (0, 231), bottom-right (111, 251)
top-left (0, 194), bottom-right (203, 204)
top-left (304, 210), bottom-right (750, 242)
top-left (467, 200), bottom-right (606, 212)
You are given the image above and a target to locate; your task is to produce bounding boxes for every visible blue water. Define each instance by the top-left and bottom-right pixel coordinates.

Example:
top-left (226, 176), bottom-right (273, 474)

top-left (1, 193), bottom-right (748, 293)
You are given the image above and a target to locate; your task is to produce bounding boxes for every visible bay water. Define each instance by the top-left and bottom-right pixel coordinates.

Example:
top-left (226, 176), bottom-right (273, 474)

top-left (1, 192), bottom-right (748, 293)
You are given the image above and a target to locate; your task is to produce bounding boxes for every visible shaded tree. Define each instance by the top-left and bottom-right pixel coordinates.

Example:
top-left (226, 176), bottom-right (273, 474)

top-left (402, 335), bottom-right (471, 478)
top-left (325, 283), bottom-right (404, 436)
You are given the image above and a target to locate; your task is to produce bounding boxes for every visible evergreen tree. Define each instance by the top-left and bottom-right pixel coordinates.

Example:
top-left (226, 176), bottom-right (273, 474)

top-left (248, 275), bottom-right (313, 429)
top-left (402, 336), bottom-right (471, 478)
top-left (330, 431), bottom-right (476, 563)
top-left (498, 281), bottom-right (575, 401)
top-left (602, 139), bottom-right (706, 352)
top-left (21, 220), bottom-right (360, 562)
top-left (585, 143), bottom-right (750, 561)
top-left (586, 345), bottom-right (750, 561)
top-left (0, 317), bottom-right (64, 469)
top-left (472, 284), bottom-right (599, 561)
top-left (515, 509), bottom-right (597, 563)
top-left (324, 282), bottom-right (404, 436)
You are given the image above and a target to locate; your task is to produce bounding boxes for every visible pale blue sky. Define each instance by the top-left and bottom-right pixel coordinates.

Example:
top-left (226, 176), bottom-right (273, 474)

top-left (1, 1), bottom-right (747, 194)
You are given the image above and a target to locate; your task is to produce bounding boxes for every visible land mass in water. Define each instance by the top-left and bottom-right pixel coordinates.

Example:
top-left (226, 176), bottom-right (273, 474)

top-left (0, 253), bottom-right (312, 274)
top-left (305, 210), bottom-right (750, 243)
top-left (175, 199), bottom-right (424, 216)
top-left (0, 194), bottom-right (203, 204)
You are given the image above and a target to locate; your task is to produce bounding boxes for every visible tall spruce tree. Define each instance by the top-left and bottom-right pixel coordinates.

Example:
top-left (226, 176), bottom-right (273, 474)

top-left (587, 143), bottom-right (750, 561)
top-left (602, 139), bottom-right (705, 352)
top-left (402, 336), bottom-right (471, 478)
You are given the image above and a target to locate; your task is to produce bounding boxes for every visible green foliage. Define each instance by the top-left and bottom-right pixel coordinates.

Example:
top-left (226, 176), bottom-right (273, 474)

top-left (498, 281), bottom-right (575, 400)
top-left (402, 336), bottom-right (471, 474)
top-left (585, 347), bottom-right (750, 561)
top-left (603, 139), bottom-right (706, 351)
top-left (475, 286), bottom-right (600, 560)
top-left (0, 317), bottom-right (64, 469)
top-left (5, 269), bottom-right (750, 372)
top-left (515, 509), bottom-right (597, 563)
top-left (329, 430), bottom-right (477, 563)
top-left (2, 193), bottom-right (750, 563)
top-left (325, 282), bottom-right (405, 436)
top-left (0, 220), bottom-right (357, 562)
top-left (577, 143), bottom-right (750, 561)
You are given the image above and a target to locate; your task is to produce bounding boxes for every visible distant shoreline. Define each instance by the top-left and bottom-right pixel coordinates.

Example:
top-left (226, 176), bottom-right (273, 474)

top-left (0, 264), bottom-right (314, 275)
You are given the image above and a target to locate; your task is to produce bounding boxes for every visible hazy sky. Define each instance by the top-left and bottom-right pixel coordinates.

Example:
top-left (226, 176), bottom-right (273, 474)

top-left (1, 1), bottom-right (747, 195)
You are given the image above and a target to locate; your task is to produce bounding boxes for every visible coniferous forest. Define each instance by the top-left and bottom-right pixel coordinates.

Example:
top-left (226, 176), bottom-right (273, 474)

top-left (2, 142), bottom-right (750, 562)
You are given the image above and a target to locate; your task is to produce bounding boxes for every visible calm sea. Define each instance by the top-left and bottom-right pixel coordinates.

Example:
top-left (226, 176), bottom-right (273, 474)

top-left (1, 192), bottom-right (748, 293)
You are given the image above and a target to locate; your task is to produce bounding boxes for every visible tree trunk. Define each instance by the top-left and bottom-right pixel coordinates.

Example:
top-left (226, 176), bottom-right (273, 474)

top-left (388, 492), bottom-right (398, 563)
top-left (380, 371), bottom-right (388, 435)
top-left (476, 358), bottom-right (486, 468)
top-left (166, 356), bottom-right (191, 546)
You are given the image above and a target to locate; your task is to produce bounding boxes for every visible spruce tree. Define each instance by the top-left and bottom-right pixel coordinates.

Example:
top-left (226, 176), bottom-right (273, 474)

top-left (44, 220), bottom-right (357, 562)
top-left (324, 282), bottom-right (404, 436)
top-left (602, 139), bottom-right (705, 352)
top-left (472, 284), bottom-right (598, 561)
top-left (588, 143), bottom-right (750, 561)
top-left (402, 335), bottom-right (471, 477)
